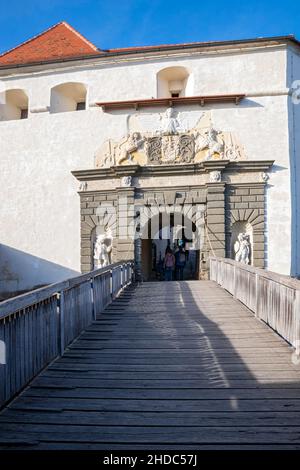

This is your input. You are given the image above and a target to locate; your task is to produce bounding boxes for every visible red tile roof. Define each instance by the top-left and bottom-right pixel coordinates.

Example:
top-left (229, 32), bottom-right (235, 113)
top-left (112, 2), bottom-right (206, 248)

top-left (0, 21), bottom-right (101, 66)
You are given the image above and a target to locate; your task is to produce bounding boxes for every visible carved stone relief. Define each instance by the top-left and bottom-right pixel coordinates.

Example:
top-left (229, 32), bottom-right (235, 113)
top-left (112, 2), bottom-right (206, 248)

top-left (147, 137), bottom-right (162, 164)
top-left (194, 127), bottom-right (224, 160)
top-left (120, 176), bottom-right (132, 187)
top-left (117, 132), bottom-right (145, 166)
top-left (79, 181), bottom-right (88, 191)
top-left (209, 171), bottom-right (222, 183)
top-left (178, 134), bottom-right (194, 163)
top-left (261, 172), bottom-right (269, 183)
top-left (95, 108), bottom-right (246, 168)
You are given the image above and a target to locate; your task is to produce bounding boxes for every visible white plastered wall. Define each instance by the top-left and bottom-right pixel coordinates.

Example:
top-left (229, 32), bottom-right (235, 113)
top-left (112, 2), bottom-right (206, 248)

top-left (0, 45), bottom-right (293, 293)
top-left (287, 46), bottom-right (300, 276)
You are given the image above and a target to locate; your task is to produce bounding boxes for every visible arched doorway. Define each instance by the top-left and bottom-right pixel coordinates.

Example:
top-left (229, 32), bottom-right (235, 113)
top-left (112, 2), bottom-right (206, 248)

top-left (140, 210), bottom-right (202, 281)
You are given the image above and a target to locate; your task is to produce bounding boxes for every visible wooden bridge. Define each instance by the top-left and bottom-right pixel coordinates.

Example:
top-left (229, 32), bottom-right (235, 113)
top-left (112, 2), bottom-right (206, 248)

top-left (0, 258), bottom-right (300, 449)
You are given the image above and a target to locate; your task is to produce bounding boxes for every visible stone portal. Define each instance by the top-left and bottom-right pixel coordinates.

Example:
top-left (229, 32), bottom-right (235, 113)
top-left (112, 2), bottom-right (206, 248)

top-left (73, 160), bottom-right (272, 280)
top-left (73, 108), bottom-right (273, 279)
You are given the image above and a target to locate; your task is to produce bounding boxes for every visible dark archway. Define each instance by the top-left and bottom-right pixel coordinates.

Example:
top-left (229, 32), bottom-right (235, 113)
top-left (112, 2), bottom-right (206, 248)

top-left (139, 210), bottom-right (202, 281)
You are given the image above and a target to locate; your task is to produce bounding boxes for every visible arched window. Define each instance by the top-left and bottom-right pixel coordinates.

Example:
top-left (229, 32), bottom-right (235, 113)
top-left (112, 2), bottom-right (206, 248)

top-left (157, 66), bottom-right (192, 98)
top-left (0, 89), bottom-right (29, 121)
top-left (50, 82), bottom-right (87, 114)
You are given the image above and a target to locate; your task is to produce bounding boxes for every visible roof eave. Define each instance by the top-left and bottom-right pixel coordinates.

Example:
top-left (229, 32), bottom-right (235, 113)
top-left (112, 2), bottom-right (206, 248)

top-left (0, 35), bottom-right (298, 72)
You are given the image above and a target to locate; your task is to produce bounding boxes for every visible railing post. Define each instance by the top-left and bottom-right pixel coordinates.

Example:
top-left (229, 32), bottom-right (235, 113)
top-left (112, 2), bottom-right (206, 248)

top-left (110, 268), bottom-right (113, 299)
top-left (255, 273), bottom-right (259, 318)
top-left (294, 289), bottom-right (300, 357)
top-left (59, 291), bottom-right (65, 355)
top-left (91, 278), bottom-right (96, 321)
top-left (233, 264), bottom-right (236, 298)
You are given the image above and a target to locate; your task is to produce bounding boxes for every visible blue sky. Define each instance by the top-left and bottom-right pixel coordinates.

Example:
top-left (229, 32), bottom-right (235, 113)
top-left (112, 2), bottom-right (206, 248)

top-left (0, 0), bottom-right (300, 54)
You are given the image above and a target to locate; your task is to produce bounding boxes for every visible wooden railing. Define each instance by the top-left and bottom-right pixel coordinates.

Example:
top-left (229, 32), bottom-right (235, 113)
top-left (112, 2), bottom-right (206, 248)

top-left (210, 257), bottom-right (300, 354)
top-left (0, 261), bottom-right (134, 408)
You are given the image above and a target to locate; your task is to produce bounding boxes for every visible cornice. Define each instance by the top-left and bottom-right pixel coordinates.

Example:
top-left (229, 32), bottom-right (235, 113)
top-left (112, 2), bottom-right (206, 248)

top-left (72, 160), bottom-right (274, 181)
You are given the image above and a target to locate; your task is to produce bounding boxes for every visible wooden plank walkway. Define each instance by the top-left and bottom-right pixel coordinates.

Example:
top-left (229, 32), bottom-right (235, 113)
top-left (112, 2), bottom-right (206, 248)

top-left (1, 280), bottom-right (300, 450)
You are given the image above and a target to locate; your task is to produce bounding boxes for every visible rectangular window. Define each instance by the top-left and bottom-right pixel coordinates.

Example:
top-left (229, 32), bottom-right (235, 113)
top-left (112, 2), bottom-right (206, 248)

top-left (171, 93), bottom-right (180, 98)
top-left (76, 102), bottom-right (86, 111)
top-left (20, 109), bottom-right (28, 119)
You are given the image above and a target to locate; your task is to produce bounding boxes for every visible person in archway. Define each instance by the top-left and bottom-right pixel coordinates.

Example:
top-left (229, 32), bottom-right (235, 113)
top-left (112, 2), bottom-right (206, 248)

top-left (164, 246), bottom-right (175, 281)
top-left (175, 245), bottom-right (187, 281)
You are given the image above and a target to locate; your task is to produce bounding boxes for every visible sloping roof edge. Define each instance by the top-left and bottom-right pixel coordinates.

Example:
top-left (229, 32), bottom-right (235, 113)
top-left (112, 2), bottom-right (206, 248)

top-left (0, 21), bottom-right (99, 61)
top-left (0, 33), bottom-right (299, 71)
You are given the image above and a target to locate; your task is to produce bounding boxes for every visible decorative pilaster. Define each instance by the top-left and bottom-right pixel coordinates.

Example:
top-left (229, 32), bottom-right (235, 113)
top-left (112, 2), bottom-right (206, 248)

top-left (206, 182), bottom-right (226, 259)
top-left (116, 186), bottom-right (136, 262)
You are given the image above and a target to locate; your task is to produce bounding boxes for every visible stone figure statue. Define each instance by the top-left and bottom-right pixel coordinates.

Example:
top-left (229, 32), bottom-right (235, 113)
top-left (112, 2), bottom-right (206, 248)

top-left (160, 107), bottom-right (183, 135)
top-left (234, 233), bottom-right (251, 265)
top-left (93, 228), bottom-right (113, 269)
top-left (117, 132), bottom-right (144, 165)
top-left (195, 127), bottom-right (224, 160)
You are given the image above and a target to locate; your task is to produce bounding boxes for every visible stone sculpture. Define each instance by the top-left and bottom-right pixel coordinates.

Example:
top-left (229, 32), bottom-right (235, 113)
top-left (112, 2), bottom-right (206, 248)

top-left (160, 107), bottom-right (184, 135)
top-left (97, 110), bottom-right (246, 167)
top-left (234, 233), bottom-right (251, 265)
top-left (261, 172), bottom-right (269, 183)
top-left (195, 127), bottom-right (224, 160)
top-left (93, 228), bottom-right (113, 269)
top-left (209, 170), bottom-right (222, 183)
top-left (117, 132), bottom-right (144, 165)
top-left (120, 176), bottom-right (132, 187)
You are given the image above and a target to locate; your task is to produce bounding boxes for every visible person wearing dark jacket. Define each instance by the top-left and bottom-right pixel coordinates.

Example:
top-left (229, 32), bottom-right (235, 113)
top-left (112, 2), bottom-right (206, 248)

top-left (175, 246), bottom-right (186, 281)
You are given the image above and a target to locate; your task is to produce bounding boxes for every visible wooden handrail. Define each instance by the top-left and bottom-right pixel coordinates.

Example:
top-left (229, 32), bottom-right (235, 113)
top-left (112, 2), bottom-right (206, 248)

top-left (210, 257), bottom-right (300, 290)
top-left (0, 261), bottom-right (132, 319)
top-left (210, 257), bottom-right (300, 354)
top-left (0, 260), bottom-right (134, 408)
